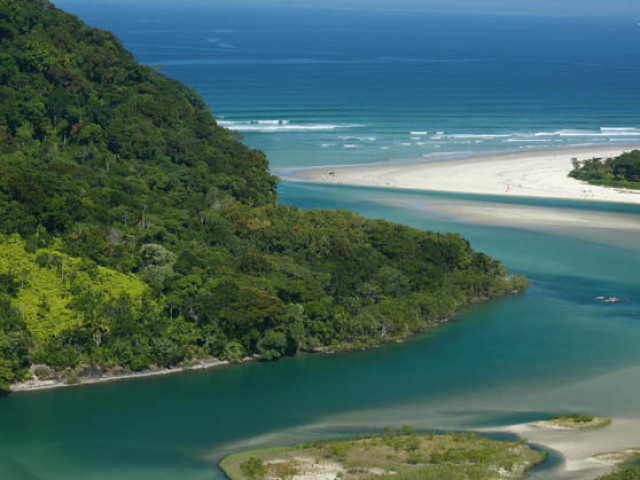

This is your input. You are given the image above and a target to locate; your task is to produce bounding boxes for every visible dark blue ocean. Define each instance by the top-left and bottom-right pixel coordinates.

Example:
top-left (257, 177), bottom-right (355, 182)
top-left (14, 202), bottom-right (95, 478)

top-left (59, 2), bottom-right (640, 168)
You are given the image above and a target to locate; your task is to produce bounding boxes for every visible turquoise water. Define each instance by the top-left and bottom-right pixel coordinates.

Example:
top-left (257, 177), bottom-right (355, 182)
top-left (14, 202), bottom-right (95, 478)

top-left (1, 185), bottom-right (640, 480)
top-left (2, 3), bottom-right (640, 479)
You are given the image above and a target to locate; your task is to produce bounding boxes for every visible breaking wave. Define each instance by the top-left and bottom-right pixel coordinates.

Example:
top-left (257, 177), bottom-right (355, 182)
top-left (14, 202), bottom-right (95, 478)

top-left (219, 120), bottom-right (363, 132)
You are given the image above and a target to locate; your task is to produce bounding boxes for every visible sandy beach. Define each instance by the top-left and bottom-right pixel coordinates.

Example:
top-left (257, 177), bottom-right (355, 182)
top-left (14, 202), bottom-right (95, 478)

top-left (292, 145), bottom-right (640, 205)
top-left (486, 418), bottom-right (640, 480)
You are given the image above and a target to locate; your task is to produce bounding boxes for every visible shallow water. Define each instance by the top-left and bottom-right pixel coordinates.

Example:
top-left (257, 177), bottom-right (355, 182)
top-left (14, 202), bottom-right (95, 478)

top-left (2, 3), bottom-right (640, 479)
top-left (2, 183), bottom-right (639, 479)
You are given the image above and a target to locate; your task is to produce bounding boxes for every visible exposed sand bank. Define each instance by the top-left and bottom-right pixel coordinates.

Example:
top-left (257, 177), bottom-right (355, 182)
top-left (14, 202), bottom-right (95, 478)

top-left (292, 145), bottom-right (640, 205)
top-left (488, 418), bottom-right (640, 479)
top-left (427, 202), bottom-right (640, 230)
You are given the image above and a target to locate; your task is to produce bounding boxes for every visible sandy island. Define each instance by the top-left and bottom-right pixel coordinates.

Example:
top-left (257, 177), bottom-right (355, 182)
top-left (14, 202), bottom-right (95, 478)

top-left (485, 418), bottom-right (640, 480)
top-left (291, 145), bottom-right (640, 205)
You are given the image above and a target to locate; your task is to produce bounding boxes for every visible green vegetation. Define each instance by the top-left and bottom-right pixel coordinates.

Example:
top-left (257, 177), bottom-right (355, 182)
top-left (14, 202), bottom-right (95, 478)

top-left (0, 0), bottom-right (527, 392)
top-left (240, 457), bottom-right (268, 480)
top-left (569, 150), bottom-right (640, 189)
top-left (535, 413), bottom-right (611, 430)
top-left (220, 428), bottom-right (546, 480)
top-left (551, 412), bottom-right (595, 423)
top-left (598, 466), bottom-right (640, 480)
top-left (0, 234), bottom-right (152, 342)
top-left (593, 448), bottom-right (640, 468)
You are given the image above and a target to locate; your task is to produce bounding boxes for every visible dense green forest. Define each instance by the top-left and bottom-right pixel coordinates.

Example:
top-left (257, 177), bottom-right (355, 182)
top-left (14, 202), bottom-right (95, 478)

top-left (0, 0), bottom-right (526, 392)
top-left (569, 150), bottom-right (640, 189)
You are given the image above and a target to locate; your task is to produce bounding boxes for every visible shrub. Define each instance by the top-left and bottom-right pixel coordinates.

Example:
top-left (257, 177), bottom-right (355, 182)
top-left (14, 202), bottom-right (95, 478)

top-left (239, 457), bottom-right (266, 480)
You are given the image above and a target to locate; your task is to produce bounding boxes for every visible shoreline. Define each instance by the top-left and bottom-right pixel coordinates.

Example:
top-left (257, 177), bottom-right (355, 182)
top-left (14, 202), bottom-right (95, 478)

top-left (9, 288), bottom-right (523, 394)
top-left (7, 337), bottom-right (431, 394)
top-left (289, 144), bottom-right (640, 205)
top-left (10, 358), bottom-right (233, 393)
top-left (484, 418), bottom-right (640, 480)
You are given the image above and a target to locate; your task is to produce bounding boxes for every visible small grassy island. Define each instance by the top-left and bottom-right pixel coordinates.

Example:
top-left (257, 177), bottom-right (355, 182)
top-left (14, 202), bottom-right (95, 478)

top-left (534, 413), bottom-right (612, 431)
top-left (0, 0), bottom-right (526, 393)
top-left (569, 150), bottom-right (640, 190)
top-left (219, 429), bottom-right (546, 480)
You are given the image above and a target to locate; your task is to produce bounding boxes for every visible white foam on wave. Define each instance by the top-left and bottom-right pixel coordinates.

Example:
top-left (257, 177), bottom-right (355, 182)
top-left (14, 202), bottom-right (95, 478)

top-left (446, 134), bottom-right (511, 139)
top-left (600, 127), bottom-right (640, 133)
top-left (423, 127), bottom-right (640, 143)
top-left (410, 131), bottom-right (428, 135)
top-left (206, 37), bottom-right (235, 49)
top-left (532, 127), bottom-right (640, 137)
top-left (338, 136), bottom-right (376, 141)
top-left (256, 120), bottom-right (290, 125)
top-left (504, 138), bottom-right (556, 143)
top-left (219, 120), bottom-right (362, 132)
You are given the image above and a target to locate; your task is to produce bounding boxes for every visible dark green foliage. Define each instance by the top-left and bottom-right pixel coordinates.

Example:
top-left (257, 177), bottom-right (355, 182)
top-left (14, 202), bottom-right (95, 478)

top-left (599, 467), bottom-right (640, 480)
top-left (550, 412), bottom-right (594, 423)
top-left (569, 150), bottom-right (640, 189)
top-left (0, 0), bottom-right (526, 392)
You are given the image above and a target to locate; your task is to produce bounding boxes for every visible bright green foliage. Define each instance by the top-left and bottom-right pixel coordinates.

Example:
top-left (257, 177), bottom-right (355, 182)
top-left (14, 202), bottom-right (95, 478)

top-left (569, 150), bottom-right (640, 189)
top-left (0, 0), bottom-right (527, 392)
top-left (0, 296), bottom-right (31, 392)
top-left (0, 234), bottom-right (150, 342)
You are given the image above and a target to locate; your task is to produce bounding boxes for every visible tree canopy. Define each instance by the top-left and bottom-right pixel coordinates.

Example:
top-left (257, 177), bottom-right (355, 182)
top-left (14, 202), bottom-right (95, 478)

top-left (569, 150), bottom-right (640, 189)
top-left (0, 0), bottom-right (526, 392)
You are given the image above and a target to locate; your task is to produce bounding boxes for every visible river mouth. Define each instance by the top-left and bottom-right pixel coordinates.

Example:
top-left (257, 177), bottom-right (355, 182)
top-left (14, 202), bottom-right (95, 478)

top-left (4, 3), bottom-right (640, 480)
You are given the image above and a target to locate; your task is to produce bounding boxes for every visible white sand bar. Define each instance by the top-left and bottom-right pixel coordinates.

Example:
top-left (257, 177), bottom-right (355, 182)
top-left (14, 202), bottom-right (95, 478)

top-left (494, 419), bottom-right (640, 480)
top-left (293, 146), bottom-right (640, 204)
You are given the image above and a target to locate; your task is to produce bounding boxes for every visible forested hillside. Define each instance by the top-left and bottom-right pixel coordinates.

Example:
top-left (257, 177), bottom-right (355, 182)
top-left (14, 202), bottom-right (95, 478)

top-left (0, 0), bottom-right (526, 392)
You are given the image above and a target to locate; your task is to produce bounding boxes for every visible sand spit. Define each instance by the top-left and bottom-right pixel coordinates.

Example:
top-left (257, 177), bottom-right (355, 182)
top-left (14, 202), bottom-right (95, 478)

top-left (292, 145), bottom-right (640, 205)
top-left (488, 418), bottom-right (640, 479)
